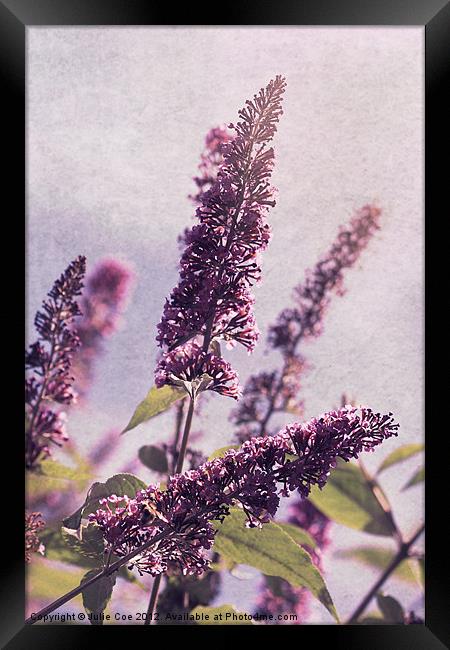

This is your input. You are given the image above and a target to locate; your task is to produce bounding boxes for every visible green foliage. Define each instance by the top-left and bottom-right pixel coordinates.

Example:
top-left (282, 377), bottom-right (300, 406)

top-left (402, 466), bottom-right (424, 490)
top-left (208, 445), bottom-right (240, 460)
top-left (39, 527), bottom-right (100, 569)
top-left (275, 522), bottom-right (317, 550)
top-left (122, 385), bottom-right (186, 434)
top-left (29, 557), bottom-right (86, 604)
top-left (213, 508), bottom-right (338, 621)
top-left (376, 593), bottom-right (405, 623)
top-left (190, 605), bottom-right (254, 625)
top-left (27, 459), bottom-right (92, 499)
top-left (61, 525), bottom-right (105, 561)
top-left (63, 473), bottom-right (147, 530)
top-left (336, 546), bottom-right (419, 583)
top-left (81, 569), bottom-right (116, 625)
top-left (39, 526), bottom-right (135, 583)
top-left (138, 445), bottom-right (169, 473)
top-left (357, 616), bottom-right (385, 624)
top-left (377, 443), bottom-right (424, 475)
top-left (308, 459), bottom-right (396, 536)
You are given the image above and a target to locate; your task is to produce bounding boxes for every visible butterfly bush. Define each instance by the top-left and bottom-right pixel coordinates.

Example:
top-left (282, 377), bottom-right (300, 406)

top-left (25, 256), bottom-right (86, 468)
top-left (89, 406), bottom-right (398, 577)
top-left (72, 258), bottom-right (134, 397)
top-left (155, 77), bottom-right (287, 399)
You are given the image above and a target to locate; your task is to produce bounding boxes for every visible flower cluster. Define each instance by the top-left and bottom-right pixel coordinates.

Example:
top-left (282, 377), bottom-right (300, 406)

top-left (256, 499), bottom-right (331, 623)
top-left (268, 205), bottom-right (381, 355)
top-left (89, 406), bottom-right (398, 578)
top-left (72, 258), bottom-right (134, 397)
top-left (25, 256), bottom-right (86, 469)
top-left (25, 511), bottom-right (45, 562)
top-left (155, 77), bottom-right (286, 398)
top-left (155, 341), bottom-right (240, 400)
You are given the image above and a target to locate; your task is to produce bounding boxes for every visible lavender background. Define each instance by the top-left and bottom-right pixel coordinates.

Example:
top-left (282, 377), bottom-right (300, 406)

top-left (27, 27), bottom-right (424, 622)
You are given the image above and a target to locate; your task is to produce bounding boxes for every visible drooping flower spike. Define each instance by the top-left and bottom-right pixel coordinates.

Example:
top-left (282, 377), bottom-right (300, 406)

top-left (156, 77), bottom-right (287, 399)
top-left (25, 255), bottom-right (86, 469)
top-left (90, 406), bottom-right (398, 577)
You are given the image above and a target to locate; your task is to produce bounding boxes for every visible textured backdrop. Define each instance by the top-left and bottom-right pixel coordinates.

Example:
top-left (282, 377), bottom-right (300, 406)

top-left (27, 27), bottom-right (424, 621)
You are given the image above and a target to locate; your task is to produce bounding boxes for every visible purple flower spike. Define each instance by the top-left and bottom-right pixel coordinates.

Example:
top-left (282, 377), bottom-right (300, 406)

top-left (156, 77), bottom-right (287, 399)
top-left (25, 256), bottom-right (86, 469)
top-left (90, 406), bottom-right (398, 578)
top-left (269, 205), bottom-right (381, 355)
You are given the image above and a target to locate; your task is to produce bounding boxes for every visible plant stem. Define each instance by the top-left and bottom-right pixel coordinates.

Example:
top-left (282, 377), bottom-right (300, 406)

top-left (175, 396), bottom-right (195, 474)
top-left (144, 575), bottom-right (162, 626)
top-left (346, 523), bottom-right (425, 623)
top-left (171, 400), bottom-right (186, 473)
top-left (25, 529), bottom-right (172, 624)
top-left (27, 481), bottom-right (243, 625)
top-left (143, 395), bottom-right (195, 625)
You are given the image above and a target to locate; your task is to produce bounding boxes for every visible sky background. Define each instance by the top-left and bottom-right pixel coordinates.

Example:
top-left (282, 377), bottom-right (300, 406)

top-left (27, 27), bottom-right (424, 623)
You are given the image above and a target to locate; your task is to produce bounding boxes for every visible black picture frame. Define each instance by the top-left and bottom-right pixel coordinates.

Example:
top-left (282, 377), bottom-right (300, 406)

top-left (2, 1), bottom-right (448, 647)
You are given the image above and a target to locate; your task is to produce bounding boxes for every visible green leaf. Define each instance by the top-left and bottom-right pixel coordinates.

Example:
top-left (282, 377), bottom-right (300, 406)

top-left (29, 557), bottom-right (86, 603)
top-left (402, 466), bottom-right (424, 490)
top-left (81, 569), bottom-right (116, 625)
top-left (336, 546), bottom-right (418, 583)
top-left (190, 605), bottom-right (254, 625)
top-left (39, 527), bottom-right (101, 569)
top-left (122, 385), bottom-right (186, 434)
top-left (213, 508), bottom-right (338, 621)
top-left (63, 473), bottom-right (147, 530)
top-left (36, 459), bottom-right (91, 481)
top-left (208, 445), bottom-right (240, 460)
top-left (377, 444), bottom-right (424, 475)
top-left (138, 445), bottom-right (169, 473)
top-left (308, 459), bottom-right (396, 536)
top-left (376, 593), bottom-right (405, 623)
top-left (358, 616), bottom-right (385, 625)
top-left (27, 459), bottom-right (92, 499)
top-left (276, 522), bottom-right (317, 550)
top-left (61, 525), bottom-right (105, 561)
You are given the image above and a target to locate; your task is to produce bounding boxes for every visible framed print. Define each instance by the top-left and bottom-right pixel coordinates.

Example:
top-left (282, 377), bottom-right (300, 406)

top-left (1, 1), bottom-right (448, 647)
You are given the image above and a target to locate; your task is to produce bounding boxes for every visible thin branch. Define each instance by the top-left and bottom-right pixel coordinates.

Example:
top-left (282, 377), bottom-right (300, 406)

top-left (175, 396), bottom-right (196, 474)
top-left (144, 575), bottom-right (162, 626)
top-left (25, 529), bottom-right (172, 624)
top-left (346, 523), bottom-right (425, 623)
